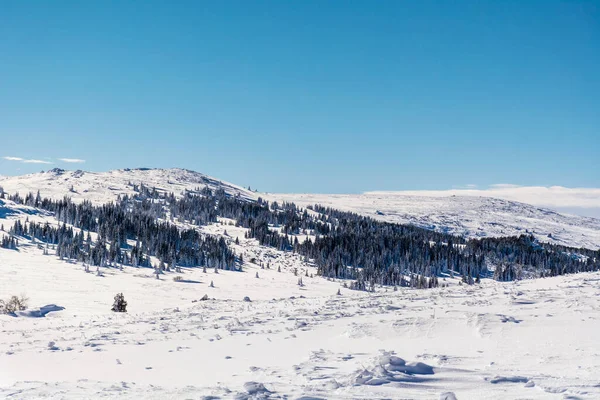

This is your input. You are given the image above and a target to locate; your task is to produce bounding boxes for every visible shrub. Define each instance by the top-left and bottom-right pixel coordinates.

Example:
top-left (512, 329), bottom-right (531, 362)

top-left (0, 295), bottom-right (28, 314)
top-left (111, 293), bottom-right (127, 312)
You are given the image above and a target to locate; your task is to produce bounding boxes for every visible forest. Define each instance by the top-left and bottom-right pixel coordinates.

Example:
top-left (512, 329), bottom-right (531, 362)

top-left (1, 184), bottom-right (598, 290)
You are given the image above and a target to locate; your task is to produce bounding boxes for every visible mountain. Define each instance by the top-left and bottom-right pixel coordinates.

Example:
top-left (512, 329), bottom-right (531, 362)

top-left (272, 192), bottom-right (600, 250)
top-left (0, 167), bottom-right (257, 205)
top-left (2, 167), bottom-right (600, 399)
top-left (2, 168), bottom-right (599, 249)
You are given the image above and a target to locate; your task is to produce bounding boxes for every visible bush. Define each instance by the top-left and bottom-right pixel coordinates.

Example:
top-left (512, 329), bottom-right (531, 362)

top-left (111, 293), bottom-right (127, 312)
top-left (173, 276), bottom-right (183, 282)
top-left (0, 295), bottom-right (28, 314)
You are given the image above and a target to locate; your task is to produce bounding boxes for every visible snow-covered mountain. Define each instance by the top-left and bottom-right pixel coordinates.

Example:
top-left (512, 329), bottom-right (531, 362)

top-left (272, 192), bottom-right (600, 250)
top-left (0, 167), bottom-right (257, 205)
top-left (2, 168), bottom-right (599, 249)
top-left (2, 167), bottom-right (600, 399)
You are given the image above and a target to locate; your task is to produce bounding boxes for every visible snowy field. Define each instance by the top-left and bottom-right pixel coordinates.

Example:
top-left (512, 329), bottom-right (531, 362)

top-left (2, 168), bottom-right (600, 399)
top-left (2, 230), bottom-right (600, 399)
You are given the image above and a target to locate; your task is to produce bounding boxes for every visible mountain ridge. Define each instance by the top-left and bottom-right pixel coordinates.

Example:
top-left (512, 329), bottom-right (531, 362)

top-left (1, 167), bottom-right (599, 250)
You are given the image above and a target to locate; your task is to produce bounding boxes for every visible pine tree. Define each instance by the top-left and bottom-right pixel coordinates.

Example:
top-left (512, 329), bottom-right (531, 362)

top-left (111, 293), bottom-right (127, 312)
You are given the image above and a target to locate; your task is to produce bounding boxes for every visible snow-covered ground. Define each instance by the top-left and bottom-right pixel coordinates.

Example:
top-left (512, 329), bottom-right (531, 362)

top-left (2, 167), bottom-right (600, 399)
top-left (0, 168), bottom-right (258, 205)
top-left (366, 186), bottom-right (600, 218)
top-left (271, 192), bottom-right (600, 250)
top-left (2, 234), bottom-right (600, 399)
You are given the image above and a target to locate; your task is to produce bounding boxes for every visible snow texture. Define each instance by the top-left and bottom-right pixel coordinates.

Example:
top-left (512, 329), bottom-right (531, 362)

top-left (1, 167), bottom-right (600, 399)
top-left (2, 237), bottom-right (600, 399)
top-left (272, 192), bottom-right (600, 249)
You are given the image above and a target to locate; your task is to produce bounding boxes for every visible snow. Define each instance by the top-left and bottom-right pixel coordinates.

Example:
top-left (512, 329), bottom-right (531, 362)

top-left (2, 168), bottom-right (598, 249)
top-left (14, 304), bottom-right (65, 318)
top-left (366, 186), bottom-right (600, 218)
top-left (0, 168), bottom-right (258, 205)
top-left (0, 198), bottom-right (50, 219)
top-left (2, 237), bottom-right (600, 398)
top-left (271, 192), bottom-right (600, 249)
top-left (1, 167), bottom-right (600, 398)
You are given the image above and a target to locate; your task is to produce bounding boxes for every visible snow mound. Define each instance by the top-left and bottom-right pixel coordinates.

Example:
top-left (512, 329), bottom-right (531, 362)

top-left (235, 381), bottom-right (272, 399)
top-left (355, 356), bottom-right (435, 386)
top-left (440, 393), bottom-right (458, 400)
top-left (15, 304), bottom-right (65, 318)
top-left (490, 375), bottom-right (529, 384)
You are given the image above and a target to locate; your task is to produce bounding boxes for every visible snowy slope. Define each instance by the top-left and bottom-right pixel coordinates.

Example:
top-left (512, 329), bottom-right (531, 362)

top-left (271, 193), bottom-right (600, 250)
top-left (1, 168), bottom-right (599, 249)
top-left (1, 169), bottom-right (600, 399)
top-left (0, 198), bottom-right (50, 220)
top-left (2, 235), bottom-right (600, 399)
top-left (367, 186), bottom-right (600, 218)
top-left (0, 168), bottom-right (257, 204)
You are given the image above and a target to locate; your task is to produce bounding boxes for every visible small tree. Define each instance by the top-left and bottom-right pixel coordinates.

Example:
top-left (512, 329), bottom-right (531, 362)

top-left (1, 295), bottom-right (28, 314)
top-left (111, 293), bottom-right (127, 312)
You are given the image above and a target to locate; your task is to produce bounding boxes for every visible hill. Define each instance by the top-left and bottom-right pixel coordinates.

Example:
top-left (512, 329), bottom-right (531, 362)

top-left (2, 168), bottom-right (599, 249)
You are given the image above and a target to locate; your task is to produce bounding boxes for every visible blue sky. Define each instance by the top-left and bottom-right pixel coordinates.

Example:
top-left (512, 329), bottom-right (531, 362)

top-left (1, 1), bottom-right (598, 193)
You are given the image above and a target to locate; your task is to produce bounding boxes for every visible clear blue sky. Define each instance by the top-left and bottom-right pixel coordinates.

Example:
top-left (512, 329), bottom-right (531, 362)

top-left (1, 1), bottom-right (598, 193)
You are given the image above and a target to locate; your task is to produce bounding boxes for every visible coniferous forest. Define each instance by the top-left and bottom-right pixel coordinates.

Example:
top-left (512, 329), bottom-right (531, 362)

top-left (1, 184), bottom-right (599, 290)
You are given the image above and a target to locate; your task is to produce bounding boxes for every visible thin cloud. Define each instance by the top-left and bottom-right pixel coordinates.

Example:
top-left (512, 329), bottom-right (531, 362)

top-left (452, 184), bottom-right (478, 190)
top-left (489, 183), bottom-right (522, 189)
top-left (4, 156), bottom-right (52, 164)
top-left (59, 158), bottom-right (86, 163)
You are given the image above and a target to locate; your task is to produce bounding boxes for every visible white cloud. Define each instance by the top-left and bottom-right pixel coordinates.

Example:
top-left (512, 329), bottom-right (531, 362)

top-left (489, 183), bottom-right (522, 189)
top-left (4, 156), bottom-right (52, 164)
top-left (451, 184), bottom-right (478, 190)
top-left (59, 158), bottom-right (86, 163)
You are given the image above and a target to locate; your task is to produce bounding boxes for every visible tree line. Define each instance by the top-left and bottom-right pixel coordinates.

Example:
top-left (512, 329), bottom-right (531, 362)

top-left (1, 184), bottom-right (599, 290)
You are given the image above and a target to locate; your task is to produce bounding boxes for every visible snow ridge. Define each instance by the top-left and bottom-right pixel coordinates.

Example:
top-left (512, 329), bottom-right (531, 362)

top-left (271, 192), bottom-right (600, 250)
top-left (0, 168), bottom-right (257, 205)
top-left (2, 168), bottom-right (599, 249)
